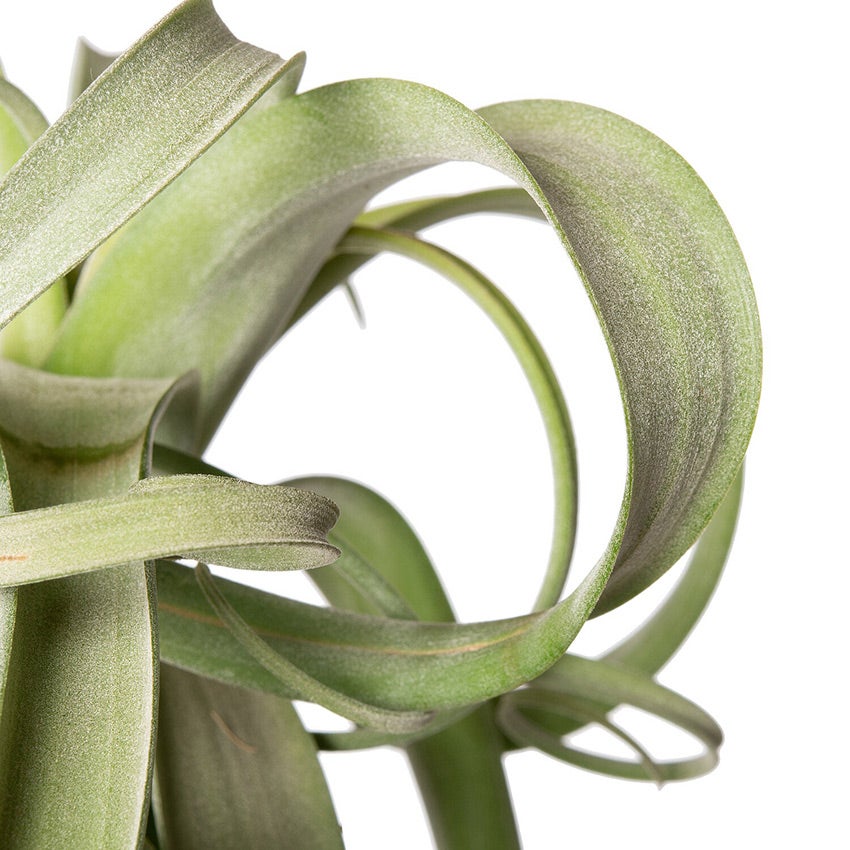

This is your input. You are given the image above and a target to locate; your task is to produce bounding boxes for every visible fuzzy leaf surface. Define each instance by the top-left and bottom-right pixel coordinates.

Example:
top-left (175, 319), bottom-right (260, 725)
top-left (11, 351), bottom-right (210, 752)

top-left (51, 80), bottom-right (759, 611)
top-left (0, 0), bottom-right (299, 329)
top-left (0, 475), bottom-right (339, 587)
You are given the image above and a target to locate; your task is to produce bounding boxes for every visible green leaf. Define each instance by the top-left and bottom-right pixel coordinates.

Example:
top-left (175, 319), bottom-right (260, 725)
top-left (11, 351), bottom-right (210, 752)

top-left (0, 78), bottom-right (67, 366)
top-left (287, 475), bottom-right (520, 850)
top-left (156, 487), bottom-right (609, 713)
top-left (0, 358), bottom-right (183, 507)
top-left (492, 471), bottom-right (742, 776)
top-left (0, 474), bottom-right (339, 587)
top-left (477, 99), bottom-right (760, 611)
top-left (497, 655), bottom-right (722, 782)
top-left (0, 0), bottom-right (301, 330)
top-left (194, 563), bottom-right (432, 733)
top-left (154, 664), bottom-right (343, 850)
top-left (290, 476), bottom-right (453, 623)
top-left (153, 447), bottom-right (748, 715)
top-left (335, 225), bottom-right (578, 610)
top-left (0, 365), bottom-right (182, 849)
top-left (287, 188), bottom-right (545, 329)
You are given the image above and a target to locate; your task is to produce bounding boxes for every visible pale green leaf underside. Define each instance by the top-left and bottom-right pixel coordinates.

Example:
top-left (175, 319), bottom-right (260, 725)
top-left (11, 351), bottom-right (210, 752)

top-left (0, 475), bottom-right (339, 587)
top-left (0, 0), bottom-right (301, 329)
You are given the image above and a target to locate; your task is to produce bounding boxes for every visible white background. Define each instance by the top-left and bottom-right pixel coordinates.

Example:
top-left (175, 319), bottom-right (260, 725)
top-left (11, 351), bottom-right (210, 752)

top-left (1, 1), bottom-right (846, 847)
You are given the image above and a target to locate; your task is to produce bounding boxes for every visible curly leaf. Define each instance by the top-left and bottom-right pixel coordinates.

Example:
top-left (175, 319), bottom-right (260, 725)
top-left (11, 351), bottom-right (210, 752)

top-left (497, 655), bottom-right (722, 782)
top-left (495, 471), bottom-right (743, 767)
top-left (51, 79), bottom-right (759, 615)
top-left (335, 226), bottom-right (577, 610)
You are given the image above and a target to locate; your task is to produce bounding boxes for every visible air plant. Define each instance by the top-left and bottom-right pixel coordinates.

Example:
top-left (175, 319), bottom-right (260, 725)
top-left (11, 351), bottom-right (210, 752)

top-left (0, 1), bottom-right (761, 847)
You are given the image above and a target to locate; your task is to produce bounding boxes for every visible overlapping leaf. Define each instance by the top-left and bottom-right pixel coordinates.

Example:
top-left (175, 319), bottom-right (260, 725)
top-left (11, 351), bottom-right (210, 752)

top-left (0, 365), bottom-right (179, 850)
top-left (0, 5), bottom-right (308, 843)
top-left (46, 78), bottom-right (760, 615)
top-left (292, 475), bottom-right (520, 849)
top-left (0, 0), bottom-right (300, 330)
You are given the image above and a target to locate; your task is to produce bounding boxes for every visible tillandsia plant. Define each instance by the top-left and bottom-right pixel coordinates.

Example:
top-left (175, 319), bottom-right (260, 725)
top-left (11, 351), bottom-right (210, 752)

top-left (0, 1), bottom-right (761, 848)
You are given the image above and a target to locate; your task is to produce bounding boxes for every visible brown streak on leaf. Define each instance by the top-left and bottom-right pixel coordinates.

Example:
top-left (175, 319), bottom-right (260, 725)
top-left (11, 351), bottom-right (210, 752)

top-left (210, 709), bottom-right (257, 753)
top-left (159, 600), bottom-right (530, 658)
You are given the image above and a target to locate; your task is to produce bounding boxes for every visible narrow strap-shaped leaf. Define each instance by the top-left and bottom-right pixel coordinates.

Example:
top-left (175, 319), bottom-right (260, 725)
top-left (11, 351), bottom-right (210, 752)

top-left (497, 655), bottom-right (722, 782)
top-left (0, 474), bottom-right (339, 586)
top-left (154, 664), bottom-right (343, 850)
top-left (336, 225), bottom-right (578, 609)
top-left (504, 689), bottom-right (666, 784)
top-left (152, 451), bottom-right (734, 714)
top-left (357, 187), bottom-right (544, 230)
top-left (156, 530), bottom-right (603, 711)
top-left (195, 563), bottom-right (432, 733)
top-left (287, 188), bottom-right (544, 329)
top-left (151, 453), bottom-right (597, 715)
top-left (289, 475), bottom-right (450, 621)
top-left (287, 475), bottom-right (520, 850)
top-left (0, 0), bottom-right (301, 328)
